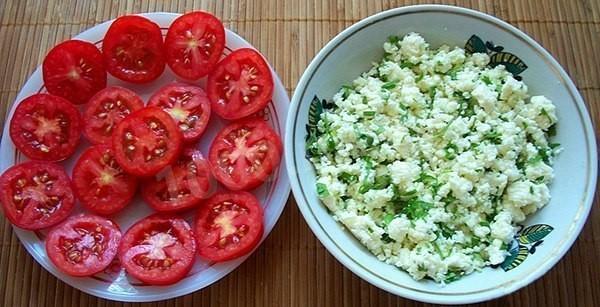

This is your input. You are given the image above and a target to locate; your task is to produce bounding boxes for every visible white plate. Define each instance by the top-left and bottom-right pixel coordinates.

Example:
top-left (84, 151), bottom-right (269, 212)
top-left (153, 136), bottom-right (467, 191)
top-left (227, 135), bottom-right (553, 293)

top-left (0, 12), bottom-right (290, 302)
top-left (285, 5), bottom-right (597, 305)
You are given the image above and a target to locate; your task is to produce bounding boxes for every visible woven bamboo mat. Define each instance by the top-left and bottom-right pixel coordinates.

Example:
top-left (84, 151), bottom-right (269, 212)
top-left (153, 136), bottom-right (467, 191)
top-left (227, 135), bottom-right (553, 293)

top-left (0, 0), bottom-right (598, 306)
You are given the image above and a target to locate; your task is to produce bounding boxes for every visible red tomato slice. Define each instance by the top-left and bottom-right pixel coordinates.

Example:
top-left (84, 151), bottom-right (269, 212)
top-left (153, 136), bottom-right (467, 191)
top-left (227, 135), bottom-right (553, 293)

top-left (164, 11), bottom-right (226, 80)
top-left (147, 83), bottom-right (211, 143)
top-left (42, 40), bottom-right (107, 105)
top-left (0, 161), bottom-right (75, 230)
top-left (207, 48), bottom-right (274, 120)
top-left (72, 144), bottom-right (138, 215)
top-left (118, 214), bottom-right (196, 285)
top-left (195, 191), bottom-right (264, 262)
top-left (83, 86), bottom-right (144, 144)
top-left (9, 94), bottom-right (81, 161)
top-left (142, 147), bottom-right (214, 213)
top-left (208, 119), bottom-right (282, 190)
top-left (46, 214), bottom-right (121, 276)
top-left (102, 15), bottom-right (165, 83)
top-left (112, 107), bottom-right (183, 177)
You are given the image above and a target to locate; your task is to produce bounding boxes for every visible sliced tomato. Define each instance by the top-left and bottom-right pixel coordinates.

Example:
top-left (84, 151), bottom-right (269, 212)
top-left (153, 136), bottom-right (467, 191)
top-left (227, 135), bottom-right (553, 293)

top-left (9, 94), bottom-right (81, 161)
top-left (207, 48), bottom-right (274, 120)
top-left (147, 83), bottom-right (211, 143)
top-left (164, 11), bottom-right (225, 80)
top-left (195, 191), bottom-right (264, 262)
top-left (112, 107), bottom-right (183, 177)
top-left (46, 214), bottom-right (121, 276)
top-left (0, 161), bottom-right (75, 230)
top-left (208, 119), bottom-right (282, 190)
top-left (83, 86), bottom-right (144, 144)
top-left (142, 147), bottom-right (213, 213)
top-left (42, 40), bottom-right (107, 105)
top-left (118, 214), bottom-right (196, 285)
top-left (102, 15), bottom-right (165, 83)
top-left (72, 144), bottom-right (138, 215)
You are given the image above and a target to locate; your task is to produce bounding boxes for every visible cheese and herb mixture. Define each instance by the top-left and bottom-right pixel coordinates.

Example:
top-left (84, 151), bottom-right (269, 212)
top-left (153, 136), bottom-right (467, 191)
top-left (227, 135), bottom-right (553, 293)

top-left (308, 33), bottom-right (560, 283)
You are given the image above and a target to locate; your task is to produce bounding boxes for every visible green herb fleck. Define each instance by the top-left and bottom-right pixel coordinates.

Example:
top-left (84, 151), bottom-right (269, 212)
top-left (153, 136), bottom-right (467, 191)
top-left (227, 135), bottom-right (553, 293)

top-left (382, 82), bottom-right (397, 90)
top-left (316, 183), bottom-right (329, 197)
top-left (402, 199), bottom-right (433, 220)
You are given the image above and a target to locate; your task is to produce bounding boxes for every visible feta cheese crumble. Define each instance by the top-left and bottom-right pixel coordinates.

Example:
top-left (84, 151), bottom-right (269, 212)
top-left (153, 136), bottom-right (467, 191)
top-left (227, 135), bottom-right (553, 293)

top-left (309, 33), bottom-right (560, 283)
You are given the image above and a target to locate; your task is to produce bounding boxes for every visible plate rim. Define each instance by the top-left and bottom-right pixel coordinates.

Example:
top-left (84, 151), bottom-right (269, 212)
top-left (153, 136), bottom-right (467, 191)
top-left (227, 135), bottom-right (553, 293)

top-left (0, 11), bottom-right (291, 302)
top-left (285, 4), bottom-right (598, 305)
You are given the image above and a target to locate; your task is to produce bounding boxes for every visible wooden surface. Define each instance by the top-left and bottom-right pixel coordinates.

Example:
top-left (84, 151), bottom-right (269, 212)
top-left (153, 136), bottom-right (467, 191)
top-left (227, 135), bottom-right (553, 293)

top-left (0, 0), bottom-right (598, 306)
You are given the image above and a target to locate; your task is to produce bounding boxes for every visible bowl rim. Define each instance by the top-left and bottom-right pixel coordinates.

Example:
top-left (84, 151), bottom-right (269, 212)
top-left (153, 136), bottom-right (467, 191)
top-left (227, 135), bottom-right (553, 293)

top-left (285, 4), bottom-right (598, 304)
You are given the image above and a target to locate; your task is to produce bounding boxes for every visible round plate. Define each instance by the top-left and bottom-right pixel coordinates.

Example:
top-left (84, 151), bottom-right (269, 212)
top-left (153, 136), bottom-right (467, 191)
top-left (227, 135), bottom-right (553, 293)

top-left (285, 5), bottom-right (597, 305)
top-left (0, 12), bottom-right (290, 302)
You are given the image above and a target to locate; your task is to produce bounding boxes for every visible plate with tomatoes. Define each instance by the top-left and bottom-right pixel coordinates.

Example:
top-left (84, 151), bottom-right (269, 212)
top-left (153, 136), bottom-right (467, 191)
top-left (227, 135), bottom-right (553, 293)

top-left (0, 12), bottom-right (290, 302)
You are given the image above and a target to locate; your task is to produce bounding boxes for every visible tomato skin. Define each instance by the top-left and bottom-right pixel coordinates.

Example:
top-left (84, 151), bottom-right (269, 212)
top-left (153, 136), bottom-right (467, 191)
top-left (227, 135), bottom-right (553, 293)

top-left (195, 191), bottom-right (264, 262)
top-left (208, 119), bottom-right (282, 191)
top-left (43, 40), bottom-right (107, 105)
top-left (142, 147), bottom-right (214, 213)
top-left (118, 214), bottom-right (196, 285)
top-left (207, 48), bottom-right (274, 120)
top-left (102, 15), bottom-right (165, 83)
top-left (83, 86), bottom-right (144, 145)
top-left (72, 144), bottom-right (138, 215)
top-left (0, 161), bottom-right (75, 230)
top-left (164, 11), bottom-right (226, 80)
top-left (147, 83), bottom-right (212, 143)
top-left (46, 214), bottom-right (121, 277)
top-left (9, 94), bottom-right (82, 162)
top-left (112, 107), bottom-right (183, 177)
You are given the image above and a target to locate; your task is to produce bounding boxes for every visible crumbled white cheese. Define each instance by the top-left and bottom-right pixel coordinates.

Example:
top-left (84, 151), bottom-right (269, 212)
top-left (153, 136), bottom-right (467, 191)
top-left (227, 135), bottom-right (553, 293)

top-left (310, 33), bottom-right (559, 283)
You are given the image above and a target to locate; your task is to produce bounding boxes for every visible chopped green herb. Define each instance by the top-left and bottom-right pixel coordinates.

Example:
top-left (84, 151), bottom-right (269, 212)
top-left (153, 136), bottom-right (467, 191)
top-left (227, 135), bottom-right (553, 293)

top-left (402, 199), bottom-right (433, 220)
top-left (316, 183), bottom-right (329, 197)
top-left (387, 35), bottom-right (400, 45)
top-left (373, 175), bottom-right (392, 189)
top-left (382, 82), bottom-right (397, 90)
top-left (381, 233), bottom-right (394, 243)
top-left (416, 172), bottom-right (442, 194)
top-left (383, 214), bottom-right (395, 226)
top-left (482, 75), bottom-right (492, 85)
top-left (339, 172), bottom-right (358, 184)
top-left (483, 130), bottom-right (502, 144)
top-left (341, 85), bottom-right (353, 99)
top-left (444, 269), bottom-right (464, 283)
top-left (363, 111), bottom-right (376, 117)
top-left (358, 183), bottom-right (371, 194)
top-left (547, 124), bottom-right (557, 137)
top-left (360, 134), bottom-right (374, 146)
top-left (444, 143), bottom-right (459, 160)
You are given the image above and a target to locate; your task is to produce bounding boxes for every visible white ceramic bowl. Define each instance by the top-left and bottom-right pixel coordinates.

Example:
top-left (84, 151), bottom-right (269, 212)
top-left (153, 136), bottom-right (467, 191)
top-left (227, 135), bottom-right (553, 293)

top-left (0, 12), bottom-right (290, 302)
top-left (285, 5), bottom-right (597, 304)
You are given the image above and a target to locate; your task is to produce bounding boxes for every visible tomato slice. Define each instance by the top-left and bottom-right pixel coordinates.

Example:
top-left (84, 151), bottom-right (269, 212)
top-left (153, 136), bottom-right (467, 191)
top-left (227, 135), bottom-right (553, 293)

top-left (164, 11), bottom-right (226, 80)
top-left (46, 214), bottom-right (121, 276)
top-left (102, 15), bottom-right (165, 83)
top-left (195, 191), bottom-right (264, 262)
top-left (83, 86), bottom-right (144, 144)
top-left (0, 161), bottom-right (75, 230)
top-left (9, 94), bottom-right (81, 161)
top-left (112, 107), bottom-right (183, 177)
top-left (147, 83), bottom-right (211, 143)
top-left (72, 144), bottom-right (138, 215)
top-left (208, 119), bottom-right (282, 190)
top-left (207, 48), bottom-right (274, 120)
top-left (142, 147), bottom-right (213, 213)
top-left (42, 40), bottom-right (107, 105)
top-left (118, 214), bottom-right (196, 285)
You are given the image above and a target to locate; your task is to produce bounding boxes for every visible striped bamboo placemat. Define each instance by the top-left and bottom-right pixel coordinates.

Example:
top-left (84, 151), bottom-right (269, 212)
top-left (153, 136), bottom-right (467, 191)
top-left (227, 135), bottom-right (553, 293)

top-left (0, 0), bottom-right (598, 306)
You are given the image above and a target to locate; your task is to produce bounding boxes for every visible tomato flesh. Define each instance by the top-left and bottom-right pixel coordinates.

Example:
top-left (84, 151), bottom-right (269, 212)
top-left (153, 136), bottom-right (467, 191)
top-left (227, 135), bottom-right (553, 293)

top-left (165, 11), bottom-right (226, 80)
top-left (195, 191), bottom-right (264, 262)
top-left (9, 94), bottom-right (81, 161)
top-left (83, 86), bottom-right (144, 144)
top-left (118, 214), bottom-right (196, 285)
top-left (0, 161), bottom-right (75, 230)
top-left (43, 40), bottom-right (107, 105)
top-left (73, 144), bottom-right (138, 215)
top-left (208, 119), bottom-right (282, 190)
top-left (207, 48), bottom-right (273, 120)
top-left (112, 107), bottom-right (183, 177)
top-left (46, 214), bottom-right (121, 276)
top-left (102, 15), bottom-right (165, 83)
top-left (142, 147), bottom-right (213, 213)
top-left (148, 83), bottom-right (211, 143)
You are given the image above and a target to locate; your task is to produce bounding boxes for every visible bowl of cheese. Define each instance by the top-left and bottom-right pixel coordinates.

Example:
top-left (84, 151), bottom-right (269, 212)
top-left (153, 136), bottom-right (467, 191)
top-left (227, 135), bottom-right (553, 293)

top-left (285, 4), bottom-right (597, 304)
